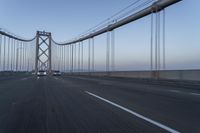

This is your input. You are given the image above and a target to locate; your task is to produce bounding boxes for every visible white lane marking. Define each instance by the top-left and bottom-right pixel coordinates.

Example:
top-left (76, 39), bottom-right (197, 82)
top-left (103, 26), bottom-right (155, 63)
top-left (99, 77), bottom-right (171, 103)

top-left (190, 93), bottom-right (200, 96)
top-left (21, 77), bottom-right (32, 81)
top-left (21, 78), bottom-right (28, 81)
top-left (169, 90), bottom-right (180, 93)
top-left (85, 91), bottom-right (180, 133)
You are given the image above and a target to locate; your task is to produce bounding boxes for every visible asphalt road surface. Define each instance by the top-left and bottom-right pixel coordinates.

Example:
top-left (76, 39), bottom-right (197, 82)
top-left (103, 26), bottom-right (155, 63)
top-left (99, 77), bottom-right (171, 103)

top-left (0, 75), bottom-right (200, 133)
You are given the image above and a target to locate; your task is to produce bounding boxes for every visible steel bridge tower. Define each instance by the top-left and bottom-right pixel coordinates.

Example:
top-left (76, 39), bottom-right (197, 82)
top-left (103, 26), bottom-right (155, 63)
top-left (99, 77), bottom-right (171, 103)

top-left (35, 31), bottom-right (52, 74)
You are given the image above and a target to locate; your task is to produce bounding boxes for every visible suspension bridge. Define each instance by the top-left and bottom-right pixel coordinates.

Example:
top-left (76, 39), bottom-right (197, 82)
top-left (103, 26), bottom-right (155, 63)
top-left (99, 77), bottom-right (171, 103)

top-left (0, 0), bottom-right (200, 133)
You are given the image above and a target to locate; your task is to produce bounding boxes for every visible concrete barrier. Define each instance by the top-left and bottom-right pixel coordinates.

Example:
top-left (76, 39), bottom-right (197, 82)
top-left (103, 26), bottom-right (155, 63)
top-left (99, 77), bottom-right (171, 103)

top-left (66, 70), bottom-right (200, 81)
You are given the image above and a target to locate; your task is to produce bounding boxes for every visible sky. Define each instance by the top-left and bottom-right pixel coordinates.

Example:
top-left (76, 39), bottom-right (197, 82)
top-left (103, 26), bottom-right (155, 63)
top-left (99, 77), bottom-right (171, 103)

top-left (0, 0), bottom-right (200, 71)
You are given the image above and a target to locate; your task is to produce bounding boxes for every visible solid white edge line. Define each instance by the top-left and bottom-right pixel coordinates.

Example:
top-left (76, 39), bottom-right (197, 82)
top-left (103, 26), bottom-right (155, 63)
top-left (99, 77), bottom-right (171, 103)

top-left (85, 91), bottom-right (180, 133)
top-left (169, 90), bottom-right (180, 93)
top-left (21, 77), bottom-right (32, 81)
top-left (190, 93), bottom-right (200, 96)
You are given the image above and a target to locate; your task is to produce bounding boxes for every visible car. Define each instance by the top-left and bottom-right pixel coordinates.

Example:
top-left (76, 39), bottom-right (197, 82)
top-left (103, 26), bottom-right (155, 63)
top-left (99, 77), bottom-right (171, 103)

top-left (37, 70), bottom-right (47, 76)
top-left (53, 70), bottom-right (61, 76)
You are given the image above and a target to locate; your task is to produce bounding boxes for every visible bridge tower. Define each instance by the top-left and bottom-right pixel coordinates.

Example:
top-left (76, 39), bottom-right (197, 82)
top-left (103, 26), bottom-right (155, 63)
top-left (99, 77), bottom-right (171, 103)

top-left (35, 31), bottom-right (52, 74)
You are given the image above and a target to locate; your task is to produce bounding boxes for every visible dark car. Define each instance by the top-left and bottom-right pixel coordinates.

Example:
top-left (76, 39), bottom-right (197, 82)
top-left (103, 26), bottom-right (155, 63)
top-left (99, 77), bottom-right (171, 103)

top-left (53, 70), bottom-right (61, 76)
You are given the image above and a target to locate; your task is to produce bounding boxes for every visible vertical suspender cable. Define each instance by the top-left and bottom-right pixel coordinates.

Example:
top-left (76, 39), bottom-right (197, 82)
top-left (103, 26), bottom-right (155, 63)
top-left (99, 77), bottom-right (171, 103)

top-left (163, 9), bottom-right (166, 70)
top-left (13, 40), bottom-right (16, 71)
top-left (3, 36), bottom-right (6, 71)
top-left (16, 41), bottom-right (18, 71)
top-left (111, 30), bottom-right (115, 71)
top-left (67, 45), bottom-right (69, 72)
top-left (0, 34), bottom-right (2, 71)
top-left (92, 38), bottom-right (94, 72)
top-left (72, 44), bottom-right (74, 73)
top-left (58, 46), bottom-right (60, 71)
top-left (106, 32), bottom-right (110, 72)
top-left (74, 43), bottom-right (76, 72)
top-left (63, 45), bottom-right (64, 72)
top-left (81, 41), bottom-right (83, 72)
top-left (7, 38), bottom-right (10, 70)
top-left (88, 39), bottom-right (91, 73)
top-left (78, 42), bottom-right (80, 72)
top-left (69, 45), bottom-right (71, 72)
top-left (155, 11), bottom-right (158, 73)
top-left (60, 46), bottom-right (61, 71)
top-left (151, 12), bottom-right (154, 71)
top-left (10, 39), bottom-right (13, 71)
top-left (64, 45), bottom-right (66, 72)
top-left (25, 44), bottom-right (27, 71)
top-left (17, 42), bottom-right (22, 71)
top-left (23, 42), bottom-right (25, 71)
top-left (158, 12), bottom-right (161, 71)
top-left (21, 42), bottom-right (23, 71)
top-left (62, 45), bottom-right (63, 71)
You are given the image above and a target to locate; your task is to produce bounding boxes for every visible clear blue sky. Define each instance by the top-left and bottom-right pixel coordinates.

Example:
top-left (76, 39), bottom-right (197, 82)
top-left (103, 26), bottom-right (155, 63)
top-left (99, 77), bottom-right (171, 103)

top-left (0, 0), bottom-right (199, 70)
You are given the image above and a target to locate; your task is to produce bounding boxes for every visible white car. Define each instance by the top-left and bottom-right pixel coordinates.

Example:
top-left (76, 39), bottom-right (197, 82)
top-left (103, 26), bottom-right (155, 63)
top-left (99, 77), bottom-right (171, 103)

top-left (37, 70), bottom-right (47, 76)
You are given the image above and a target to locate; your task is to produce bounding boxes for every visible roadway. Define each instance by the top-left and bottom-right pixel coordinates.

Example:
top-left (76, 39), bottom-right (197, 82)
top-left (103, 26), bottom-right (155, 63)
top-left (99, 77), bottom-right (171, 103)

top-left (0, 74), bottom-right (199, 133)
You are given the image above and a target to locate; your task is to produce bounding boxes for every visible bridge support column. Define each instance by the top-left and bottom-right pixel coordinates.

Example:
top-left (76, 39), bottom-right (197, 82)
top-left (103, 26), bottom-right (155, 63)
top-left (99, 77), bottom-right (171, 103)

top-left (35, 31), bottom-right (52, 75)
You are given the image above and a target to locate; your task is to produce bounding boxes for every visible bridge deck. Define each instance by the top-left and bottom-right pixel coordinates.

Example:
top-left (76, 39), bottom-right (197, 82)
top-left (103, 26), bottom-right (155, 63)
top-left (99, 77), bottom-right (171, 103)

top-left (0, 75), bottom-right (199, 133)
